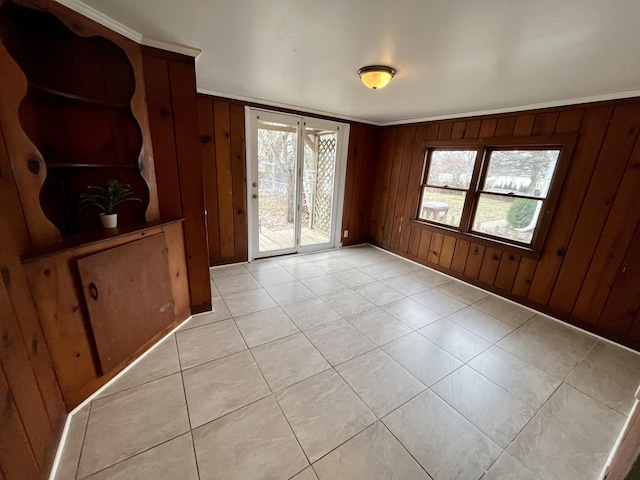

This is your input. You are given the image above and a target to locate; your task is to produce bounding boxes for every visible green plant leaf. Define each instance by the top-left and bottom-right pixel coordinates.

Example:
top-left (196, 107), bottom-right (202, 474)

top-left (78, 179), bottom-right (141, 215)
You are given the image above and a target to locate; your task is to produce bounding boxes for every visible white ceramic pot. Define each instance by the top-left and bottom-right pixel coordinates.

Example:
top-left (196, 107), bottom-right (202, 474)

top-left (100, 213), bottom-right (118, 228)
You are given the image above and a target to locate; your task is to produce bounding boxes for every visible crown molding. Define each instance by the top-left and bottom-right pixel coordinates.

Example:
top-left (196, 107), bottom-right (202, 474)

top-left (141, 37), bottom-right (201, 58)
top-left (55, 0), bottom-right (142, 41)
top-left (380, 89), bottom-right (640, 126)
top-left (198, 88), bottom-right (640, 127)
top-left (54, 0), bottom-right (200, 57)
top-left (197, 87), bottom-right (379, 126)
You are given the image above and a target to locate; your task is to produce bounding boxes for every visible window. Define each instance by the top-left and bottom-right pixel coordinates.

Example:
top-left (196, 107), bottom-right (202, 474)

top-left (417, 137), bottom-right (574, 250)
top-left (418, 150), bottom-right (477, 228)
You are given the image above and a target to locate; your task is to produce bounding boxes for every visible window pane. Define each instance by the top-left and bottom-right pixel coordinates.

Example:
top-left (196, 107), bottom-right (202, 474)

top-left (418, 187), bottom-right (466, 227)
top-left (427, 150), bottom-right (477, 189)
top-left (472, 194), bottom-right (543, 244)
top-left (483, 150), bottom-right (559, 197)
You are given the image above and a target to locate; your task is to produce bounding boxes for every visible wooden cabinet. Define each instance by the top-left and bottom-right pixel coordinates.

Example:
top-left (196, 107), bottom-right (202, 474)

top-left (78, 234), bottom-right (174, 373)
top-left (0, 0), bottom-right (206, 474)
top-left (23, 220), bottom-right (190, 408)
top-left (0, 0), bottom-right (200, 408)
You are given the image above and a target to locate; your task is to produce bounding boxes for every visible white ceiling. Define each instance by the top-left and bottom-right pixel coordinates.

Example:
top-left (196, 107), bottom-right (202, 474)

top-left (79, 0), bottom-right (640, 124)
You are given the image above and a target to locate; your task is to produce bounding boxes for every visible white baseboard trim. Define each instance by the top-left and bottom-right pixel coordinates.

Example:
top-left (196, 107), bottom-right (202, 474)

top-left (47, 313), bottom-right (195, 480)
top-left (368, 243), bottom-right (640, 357)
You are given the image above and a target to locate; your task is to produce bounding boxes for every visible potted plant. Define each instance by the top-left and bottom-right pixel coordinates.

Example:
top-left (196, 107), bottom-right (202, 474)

top-left (79, 179), bottom-right (141, 228)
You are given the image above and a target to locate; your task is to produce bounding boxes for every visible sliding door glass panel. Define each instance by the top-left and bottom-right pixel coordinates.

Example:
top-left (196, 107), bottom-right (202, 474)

top-left (300, 125), bottom-right (337, 247)
top-left (257, 120), bottom-right (298, 254)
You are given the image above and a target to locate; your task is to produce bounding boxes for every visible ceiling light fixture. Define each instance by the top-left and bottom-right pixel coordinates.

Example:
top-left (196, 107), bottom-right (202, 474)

top-left (357, 65), bottom-right (396, 90)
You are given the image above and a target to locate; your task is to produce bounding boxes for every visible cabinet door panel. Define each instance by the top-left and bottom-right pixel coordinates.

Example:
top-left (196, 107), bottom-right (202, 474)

top-left (77, 233), bottom-right (174, 373)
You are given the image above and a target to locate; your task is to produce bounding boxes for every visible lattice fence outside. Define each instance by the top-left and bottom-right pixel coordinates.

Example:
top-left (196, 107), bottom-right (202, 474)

top-left (312, 135), bottom-right (336, 233)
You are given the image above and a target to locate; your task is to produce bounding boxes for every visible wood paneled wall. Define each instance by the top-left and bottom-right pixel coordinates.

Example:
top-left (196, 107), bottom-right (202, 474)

top-left (341, 123), bottom-right (380, 246)
top-left (0, 121), bottom-right (65, 479)
top-left (197, 94), bottom-right (379, 265)
top-left (142, 47), bottom-right (211, 313)
top-left (197, 96), bottom-right (248, 265)
top-left (371, 98), bottom-right (640, 349)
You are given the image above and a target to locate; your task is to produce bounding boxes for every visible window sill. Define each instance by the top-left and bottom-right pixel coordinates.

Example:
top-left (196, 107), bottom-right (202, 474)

top-left (409, 219), bottom-right (542, 260)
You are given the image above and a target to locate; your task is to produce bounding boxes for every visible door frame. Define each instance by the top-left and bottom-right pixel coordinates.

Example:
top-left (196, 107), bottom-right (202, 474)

top-left (245, 107), bottom-right (350, 261)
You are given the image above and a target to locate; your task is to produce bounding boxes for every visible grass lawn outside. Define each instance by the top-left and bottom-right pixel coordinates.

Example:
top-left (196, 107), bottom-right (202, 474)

top-left (420, 189), bottom-right (536, 244)
top-left (420, 190), bottom-right (511, 228)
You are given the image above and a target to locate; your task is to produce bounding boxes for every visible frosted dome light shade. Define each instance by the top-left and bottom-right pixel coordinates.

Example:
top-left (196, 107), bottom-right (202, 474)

top-left (358, 66), bottom-right (396, 89)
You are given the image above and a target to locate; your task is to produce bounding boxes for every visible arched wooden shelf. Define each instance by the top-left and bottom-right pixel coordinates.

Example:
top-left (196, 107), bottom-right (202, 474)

top-left (0, 0), bottom-right (160, 243)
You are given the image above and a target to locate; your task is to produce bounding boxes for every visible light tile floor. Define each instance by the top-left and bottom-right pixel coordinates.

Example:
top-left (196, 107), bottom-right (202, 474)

top-left (55, 244), bottom-right (640, 480)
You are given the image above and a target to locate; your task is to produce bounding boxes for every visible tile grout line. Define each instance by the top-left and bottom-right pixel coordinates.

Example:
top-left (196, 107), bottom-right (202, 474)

top-left (422, 311), bottom-right (549, 450)
top-left (72, 401), bottom-right (93, 480)
top-left (344, 256), bottom-right (549, 477)
top-left (227, 283), bottom-right (316, 470)
top-left (174, 332), bottom-right (202, 480)
top-left (494, 339), bottom-right (601, 477)
top-left (558, 341), bottom-right (632, 416)
top-left (291, 317), bottom-right (379, 467)
top-left (243, 304), bottom-right (327, 473)
top-left (71, 336), bottom-right (196, 478)
top-left (252, 249), bottom-right (515, 475)
top-left (91, 340), bottom-right (184, 401)
top-left (377, 411), bottom-right (436, 480)
top-left (284, 298), bottom-right (433, 475)
top-left (74, 431), bottom-right (194, 480)
top-left (298, 249), bottom-right (504, 478)
top-left (236, 360), bottom-right (320, 477)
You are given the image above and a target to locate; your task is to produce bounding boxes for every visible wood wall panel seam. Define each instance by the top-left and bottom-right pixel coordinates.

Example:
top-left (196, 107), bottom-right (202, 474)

top-left (532, 112), bottom-right (559, 136)
top-left (229, 103), bottom-right (248, 259)
top-left (408, 226), bottom-right (421, 257)
top-left (451, 239), bottom-right (470, 273)
top-left (494, 253), bottom-right (522, 292)
top-left (451, 122), bottom-right (466, 139)
top-left (197, 97), bottom-right (221, 262)
top-left (0, 281), bottom-right (52, 466)
top-left (390, 126), bottom-right (417, 250)
top-left (382, 128), bottom-right (408, 246)
top-left (0, 362), bottom-right (41, 479)
top-left (398, 125), bottom-right (428, 252)
top-left (494, 117), bottom-right (516, 137)
top-left (417, 229), bottom-right (433, 260)
top-left (437, 122), bottom-right (453, 140)
top-left (438, 235), bottom-right (457, 269)
top-left (478, 118), bottom-right (498, 138)
top-left (372, 129), bottom-right (396, 244)
top-left (463, 120), bottom-right (481, 139)
top-left (141, 55), bottom-right (182, 220)
top-left (512, 256), bottom-right (538, 298)
top-left (212, 101), bottom-right (236, 258)
top-left (512, 114), bottom-right (536, 136)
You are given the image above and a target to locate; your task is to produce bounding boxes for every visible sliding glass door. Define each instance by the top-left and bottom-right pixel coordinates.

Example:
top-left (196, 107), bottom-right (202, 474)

top-left (247, 109), bottom-right (348, 259)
